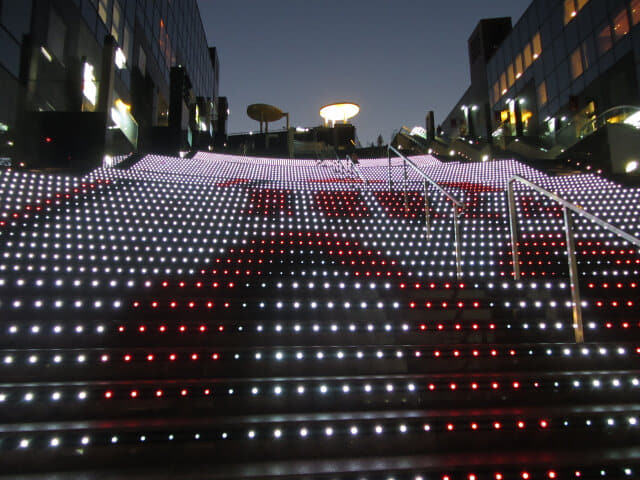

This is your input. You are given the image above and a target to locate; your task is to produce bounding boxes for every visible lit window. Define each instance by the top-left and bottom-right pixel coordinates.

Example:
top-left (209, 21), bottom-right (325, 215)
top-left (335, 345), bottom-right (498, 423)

top-left (507, 63), bottom-right (515, 88)
top-left (532, 32), bottom-right (542, 59)
top-left (632, 0), bottom-right (640, 26)
top-left (537, 81), bottom-right (548, 107)
top-left (564, 0), bottom-right (589, 24)
top-left (612, 8), bottom-right (630, 41)
top-left (492, 81), bottom-right (500, 104)
top-left (500, 72), bottom-right (507, 94)
top-left (111, 1), bottom-right (122, 42)
top-left (570, 47), bottom-right (583, 80)
top-left (523, 43), bottom-right (533, 68)
top-left (515, 53), bottom-right (523, 78)
top-left (598, 23), bottom-right (613, 55)
top-left (564, 0), bottom-right (577, 24)
top-left (98, 0), bottom-right (109, 25)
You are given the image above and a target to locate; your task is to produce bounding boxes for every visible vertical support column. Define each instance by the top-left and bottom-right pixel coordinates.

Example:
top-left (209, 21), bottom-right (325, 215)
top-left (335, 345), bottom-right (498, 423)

top-left (453, 204), bottom-right (462, 280)
top-left (563, 207), bottom-right (584, 343)
top-left (97, 35), bottom-right (117, 114)
top-left (403, 159), bottom-right (409, 212)
top-left (387, 150), bottom-right (392, 190)
top-left (507, 181), bottom-right (521, 280)
top-left (423, 180), bottom-right (431, 240)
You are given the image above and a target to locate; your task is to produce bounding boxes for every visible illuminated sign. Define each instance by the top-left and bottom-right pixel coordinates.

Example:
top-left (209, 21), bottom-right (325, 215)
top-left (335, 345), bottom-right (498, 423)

top-left (82, 63), bottom-right (97, 106)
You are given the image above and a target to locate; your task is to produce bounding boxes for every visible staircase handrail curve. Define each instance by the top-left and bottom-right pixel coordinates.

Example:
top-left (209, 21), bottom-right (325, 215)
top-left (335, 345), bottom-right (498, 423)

top-left (387, 145), bottom-right (464, 209)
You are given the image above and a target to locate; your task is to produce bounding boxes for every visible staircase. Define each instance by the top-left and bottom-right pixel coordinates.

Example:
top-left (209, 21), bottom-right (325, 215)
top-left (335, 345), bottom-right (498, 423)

top-left (0, 153), bottom-right (640, 478)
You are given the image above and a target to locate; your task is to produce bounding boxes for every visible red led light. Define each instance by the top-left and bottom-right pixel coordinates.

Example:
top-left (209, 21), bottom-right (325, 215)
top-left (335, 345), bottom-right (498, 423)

top-left (446, 423), bottom-right (454, 431)
top-left (548, 471), bottom-right (557, 479)
top-left (156, 390), bottom-right (163, 397)
top-left (211, 353), bottom-right (219, 360)
top-left (130, 390), bottom-right (138, 398)
top-left (540, 419), bottom-right (548, 428)
top-left (191, 353), bottom-right (199, 360)
top-left (104, 391), bottom-right (113, 399)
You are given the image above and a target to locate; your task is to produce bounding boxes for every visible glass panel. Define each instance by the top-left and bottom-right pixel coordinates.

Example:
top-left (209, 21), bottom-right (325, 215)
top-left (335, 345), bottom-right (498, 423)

top-left (524, 43), bottom-right (533, 68)
top-left (632, 0), bottom-right (640, 26)
top-left (532, 32), bottom-right (542, 58)
top-left (612, 8), bottom-right (630, 41)
top-left (570, 47), bottom-right (583, 79)
top-left (515, 53), bottom-right (523, 78)
top-left (98, 0), bottom-right (109, 25)
top-left (537, 81), bottom-right (548, 106)
top-left (597, 23), bottom-right (613, 54)
top-left (500, 72), bottom-right (507, 94)
top-left (493, 81), bottom-right (500, 104)
top-left (507, 63), bottom-right (515, 87)
top-left (564, 0), bottom-right (577, 25)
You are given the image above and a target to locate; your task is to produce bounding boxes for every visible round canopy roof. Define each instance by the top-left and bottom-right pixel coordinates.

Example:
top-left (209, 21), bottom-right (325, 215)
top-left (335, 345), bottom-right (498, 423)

top-left (319, 102), bottom-right (360, 123)
top-left (247, 104), bottom-right (285, 123)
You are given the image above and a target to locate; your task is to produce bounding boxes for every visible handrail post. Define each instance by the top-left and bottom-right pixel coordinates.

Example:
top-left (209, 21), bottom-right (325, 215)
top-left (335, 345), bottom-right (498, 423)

top-left (453, 204), bottom-right (462, 280)
top-left (403, 159), bottom-right (409, 212)
top-left (563, 207), bottom-right (584, 343)
top-left (507, 180), bottom-right (521, 280)
top-left (423, 179), bottom-right (431, 240)
top-left (387, 150), bottom-right (392, 190)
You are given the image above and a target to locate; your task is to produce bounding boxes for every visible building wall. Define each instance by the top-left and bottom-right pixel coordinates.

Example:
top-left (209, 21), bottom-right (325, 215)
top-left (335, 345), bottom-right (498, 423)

top-left (487, 0), bottom-right (640, 139)
top-left (0, 0), bottom-right (218, 137)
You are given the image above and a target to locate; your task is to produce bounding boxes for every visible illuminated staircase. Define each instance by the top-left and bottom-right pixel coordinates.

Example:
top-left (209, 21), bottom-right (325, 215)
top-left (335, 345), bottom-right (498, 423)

top-left (0, 152), bottom-right (640, 478)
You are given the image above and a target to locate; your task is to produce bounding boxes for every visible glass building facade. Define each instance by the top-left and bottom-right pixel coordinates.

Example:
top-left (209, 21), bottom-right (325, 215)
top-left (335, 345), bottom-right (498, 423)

top-left (487, 0), bottom-right (640, 144)
top-left (0, 0), bottom-right (220, 166)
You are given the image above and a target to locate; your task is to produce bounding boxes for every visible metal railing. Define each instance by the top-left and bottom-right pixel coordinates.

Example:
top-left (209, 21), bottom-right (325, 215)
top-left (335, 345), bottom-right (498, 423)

top-left (387, 145), bottom-right (465, 279)
top-left (346, 155), bottom-right (368, 186)
top-left (507, 174), bottom-right (640, 343)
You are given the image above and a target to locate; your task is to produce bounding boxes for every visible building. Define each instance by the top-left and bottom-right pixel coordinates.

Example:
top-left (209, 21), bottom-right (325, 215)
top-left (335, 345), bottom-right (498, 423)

top-left (0, 0), bottom-right (222, 170)
top-left (442, 0), bottom-right (640, 176)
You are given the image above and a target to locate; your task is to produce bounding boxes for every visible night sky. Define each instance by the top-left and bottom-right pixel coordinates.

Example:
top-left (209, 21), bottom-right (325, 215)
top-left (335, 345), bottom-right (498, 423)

top-left (197, 0), bottom-right (531, 146)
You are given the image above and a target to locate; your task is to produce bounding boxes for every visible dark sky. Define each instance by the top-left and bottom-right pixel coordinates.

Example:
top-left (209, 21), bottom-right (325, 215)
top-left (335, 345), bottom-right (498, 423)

top-left (197, 0), bottom-right (531, 146)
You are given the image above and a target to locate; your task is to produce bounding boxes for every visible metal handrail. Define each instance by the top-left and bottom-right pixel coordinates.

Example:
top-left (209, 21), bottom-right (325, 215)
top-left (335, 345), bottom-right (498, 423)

top-left (387, 145), bottom-right (465, 279)
top-left (507, 174), bottom-right (640, 344)
top-left (346, 155), bottom-right (368, 186)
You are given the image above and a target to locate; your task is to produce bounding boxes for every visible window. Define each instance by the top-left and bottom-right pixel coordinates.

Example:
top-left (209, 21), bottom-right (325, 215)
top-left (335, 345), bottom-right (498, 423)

top-left (507, 63), bottom-right (515, 87)
top-left (138, 46), bottom-right (146, 76)
top-left (532, 32), bottom-right (542, 59)
top-left (111, 1), bottom-right (121, 42)
top-left (492, 81), bottom-right (500, 104)
top-left (523, 43), bottom-right (533, 68)
top-left (612, 8), bottom-right (630, 41)
top-left (537, 81), bottom-right (548, 106)
top-left (570, 47), bottom-right (583, 79)
top-left (564, 0), bottom-right (578, 24)
top-left (98, 0), bottom-right (109, 25)
top-left (598, 23), bottom-right (613, 54)
top-left (47, 7), bottom-right (66, 62)
top-left (564, 0), bottom-right (589, 25)
top-left (632, 0), bottom-right (640, 26)
top-left (515, 53), bottom-right (523, 78)
top-left (500, 72), bottom-right (507, 94)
